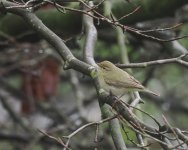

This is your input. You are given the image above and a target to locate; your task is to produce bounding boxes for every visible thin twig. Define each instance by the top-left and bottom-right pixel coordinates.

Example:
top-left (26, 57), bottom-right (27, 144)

top-left (162, 115), bottom-right (183, 148)
top-left (116, 6), bottom-right (141, 22)
top-left (116, 53), bottom-right (188, 68)
top-left (41, 0), bottom-right (188, 42)
top-left (39, 130), bottom-right (71, 150)
top-left (63, 115), bottom-right (117, 139)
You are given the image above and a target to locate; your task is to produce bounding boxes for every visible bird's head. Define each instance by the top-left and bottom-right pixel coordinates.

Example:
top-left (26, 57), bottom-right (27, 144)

top-left (97, 61), bottom-right (115, 74)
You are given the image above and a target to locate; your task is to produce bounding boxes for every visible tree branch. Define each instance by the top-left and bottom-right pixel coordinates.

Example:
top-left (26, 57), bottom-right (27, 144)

top-left (116, 53), bottom-right (188, 68)
top-left (0, 1), bottom-right (93, 76)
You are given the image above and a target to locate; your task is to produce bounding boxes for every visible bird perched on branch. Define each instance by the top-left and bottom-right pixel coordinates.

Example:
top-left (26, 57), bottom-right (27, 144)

top-left (97, 61), bottom-right (159, 97)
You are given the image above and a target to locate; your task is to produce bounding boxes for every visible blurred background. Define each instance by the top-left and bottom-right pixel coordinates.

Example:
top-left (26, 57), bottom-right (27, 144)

top-left (0, 0), bottom-right (188, 149)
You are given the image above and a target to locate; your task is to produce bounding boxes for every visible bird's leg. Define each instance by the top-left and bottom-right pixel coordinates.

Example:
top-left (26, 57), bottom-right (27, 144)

top-left (107, 90), bottom-right (116, 101)
top-left (108, 90), bottom-right (122, 109)
top-left (109, 90), bottom-right (114, 97)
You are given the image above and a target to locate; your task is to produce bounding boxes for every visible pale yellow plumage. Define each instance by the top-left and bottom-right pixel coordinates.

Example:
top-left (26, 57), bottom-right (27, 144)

top-left (97, 61), bottom-right (159, 96)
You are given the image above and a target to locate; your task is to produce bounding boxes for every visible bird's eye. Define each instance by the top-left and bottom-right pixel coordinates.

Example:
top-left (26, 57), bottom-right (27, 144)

top-left (102, 66), bottom-right (110, 71)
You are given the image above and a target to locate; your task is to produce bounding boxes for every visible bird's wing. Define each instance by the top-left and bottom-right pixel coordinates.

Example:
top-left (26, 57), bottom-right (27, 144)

top-left (105, 70), bottom-right (144, 90)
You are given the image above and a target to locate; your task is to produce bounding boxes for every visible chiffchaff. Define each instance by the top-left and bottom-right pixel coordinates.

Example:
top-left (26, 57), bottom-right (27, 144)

top-left (97, 61), bottom-right (159, 96)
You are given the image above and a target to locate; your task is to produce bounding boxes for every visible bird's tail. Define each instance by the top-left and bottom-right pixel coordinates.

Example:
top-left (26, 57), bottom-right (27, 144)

top-left (144, 89), bottom-right (160, 96)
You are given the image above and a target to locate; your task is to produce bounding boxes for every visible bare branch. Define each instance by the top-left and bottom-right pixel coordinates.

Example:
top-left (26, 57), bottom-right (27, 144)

top-left (39, 130), bottom-right (71, 150)
top-left (99, 92), bottom-right (188, 149)
top-left (82, 1), bottom-right (97, 66)
top-left (116, 54), bottom-right (188, 68)
top-left (0, 1), bottom-right (93, 76)
top-left (40, 115), bottom-right (117, 149)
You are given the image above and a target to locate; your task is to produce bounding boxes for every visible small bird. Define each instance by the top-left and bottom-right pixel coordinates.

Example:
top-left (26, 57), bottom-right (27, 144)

top-left (97, 61), bottom-right (159, 96)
